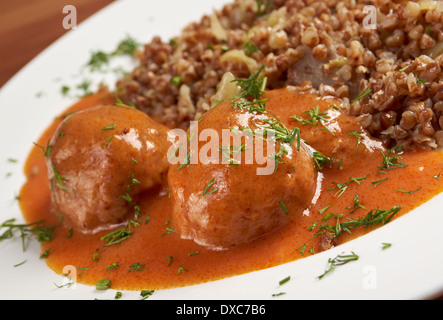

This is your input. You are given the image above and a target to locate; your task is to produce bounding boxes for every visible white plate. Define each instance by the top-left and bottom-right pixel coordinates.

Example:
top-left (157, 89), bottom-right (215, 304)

top-left (0, 0), bottom-right (442, 300)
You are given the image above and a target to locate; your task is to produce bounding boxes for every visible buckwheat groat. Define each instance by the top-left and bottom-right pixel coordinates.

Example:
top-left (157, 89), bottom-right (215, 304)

top-left (117, 0), bottom-right (443, 150)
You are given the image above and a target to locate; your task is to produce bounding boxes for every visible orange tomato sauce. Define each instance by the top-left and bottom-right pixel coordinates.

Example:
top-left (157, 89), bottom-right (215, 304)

top-left (19, 88), bottom-right (443, 291)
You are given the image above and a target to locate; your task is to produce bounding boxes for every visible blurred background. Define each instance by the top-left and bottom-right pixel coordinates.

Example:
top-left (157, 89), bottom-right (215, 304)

top-left (0, 0), bottom-right (113, 88)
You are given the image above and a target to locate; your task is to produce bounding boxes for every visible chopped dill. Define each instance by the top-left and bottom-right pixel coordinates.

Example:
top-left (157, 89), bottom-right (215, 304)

top-left (395, 187), bottom-right (422, 195)
top-left (0, 218), bottom-right (56, 252)
top-left (318, 204), bottom-right (334, 214)
top-left (242, 40), bottom-right (259, 56)
top-left (378, 145), bottom-right (407, 173)
top-left (279, 276), bottom-right (290, 286)
top-left (278, 200), bottom-right (289, 215)
top-left (351, 87), bottom-right (372, 103)
top-left (232, 64), bottom-right (267, 101)
top-left (372, 177), bottom-right (388, 188)
top-left (319, 205), bottom-right (401, 239)
top-left (103, 135), bottom-right (115, 147)
top-left (311, 151), bottom-right (331, 171)
top-left (129, 262), bottom-right (146, 272)
top-left (101, 124), bottom-right (116, 131)
top-left (177, 266), bottom-right (189, 275)
top-left (112, 35), bottom-right (141, 56)
top-left (202, 177), bottom-right (218, 198)
top-left (256, 0), bottom-right (272, 16)
top-left (101, 227), bottom-right (132, 247)
top-left (95, 279), bottom-right (111, 290)
top-left (317, 251), bottom-right (359, 279)
top-left (346, 194), bottom-right (366, 213)
top-left (290, 105), bottom-right (330, 126)
top-left (347, 131), bottom-right (363, 149)
top-left (87, 50), bottom-right (109, 71)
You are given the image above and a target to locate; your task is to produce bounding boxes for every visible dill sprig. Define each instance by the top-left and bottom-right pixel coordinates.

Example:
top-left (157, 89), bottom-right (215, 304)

top-left (219, 144), bottom-right (247, 165)
top-left (395, 187), bottom-right (422, 195)
top-left (378, 145), bottom-right (407, 173)
top-left (112, 35), bottom-right (141, 57)
top-left (242, 40), bottom-right (259, 56)
top-left (231, 98), bottom-right (268, 113)
top-left (33, 140), bottom-right (52, 159)
top-left (101, 227), bottom-right (133, 247)
top-left (319, 206), bottom-right (401, 239)
top-left (317, 251), bottom-right (359, 279)
top-left (346, 194), bottom-right (366, 213)
top-left (260, 118), bottom-right (301, 151)
top-left (50, 165), bottom-right (69, 192)
top-left (202, 177), bottom-right (218, 198)
top-left (256, 0), bottom-right (272, 16)
top-left (329, 174), bottom-right (369, 197)
top-left (87, 35), bottom-right (141, 71)
top-left (312, 151), bottom-right (331, 171)
top-left (232, 65), bottom-right (267, 102)
top-left (278, 200), bottom-right (289, 215)
top-left (0, 218), bottom-right (56, 252)
top-left (347, 131), bottom-right (363, 149)
top-left (290, 105), bottom-right (330, 126)
top-left (351, 87), bottom-right (372, 103)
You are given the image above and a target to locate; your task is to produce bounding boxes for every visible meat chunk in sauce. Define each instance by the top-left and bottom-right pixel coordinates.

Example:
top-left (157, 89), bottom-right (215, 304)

top-left (265, 89), bottom-right (386, 168)
top-left (47, 105), bottom-right (171, 232)
top-left (168, 102), bottom-right (317, 249)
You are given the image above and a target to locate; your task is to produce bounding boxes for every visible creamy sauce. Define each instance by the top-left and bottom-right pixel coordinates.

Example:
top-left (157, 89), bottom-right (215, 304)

top-left (19, 88), bottom-right (443, 291)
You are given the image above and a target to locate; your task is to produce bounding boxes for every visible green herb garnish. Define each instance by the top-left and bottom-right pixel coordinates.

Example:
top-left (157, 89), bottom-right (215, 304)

top-left (347, 131), bottom-right (363, 149)
top-left (177, 266), bottom-right (189, 275)
top-left (101, 227), bottom-right (132, 247)
top-left (290, 105), bottom-right (330, 126)
top-left (256, 0), bottom-right (272, 16)
top-left (317, 251), bottom-right (359, 279)
top-left (140, 290), bottom-right (154, 300)
top-left (171, 76), bottom-right (182, 86)
top-left (202, 177), bottom-right (218, 198)
top-left (395, 187), bottom-right (422, 195)
top-left (95, 279), bottom-right (111, 290)
top-left (346, 194), bottom-right (366, 213)
top-left (319, 206), bottom-right (401, 239)
top-left (278, 200), bottom-right (289, 215)
top-left (372, 177), bottom-right (388, 188)
top-left (378, 146), bottom-right (407, 173)
top-left (232, 65), bottom-right (267, 101)
top-left (279, 276), bottom-right (290, 286)
top-left (351, 87), bottom-right (372, 103)
top-left (101, 124), bottom-right (116, 131)
top-left (129, 262), bottom-right (146, 272)
top-left (113, 35), bottom-right (141, 56)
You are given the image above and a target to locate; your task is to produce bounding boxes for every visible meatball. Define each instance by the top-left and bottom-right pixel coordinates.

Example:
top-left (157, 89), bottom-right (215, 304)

top-left (168, 102), bottom-right (317, 249)
top-left (264, 89), bottom-right (386, 167)
top-left (47, 105), bottom-right (171, 232)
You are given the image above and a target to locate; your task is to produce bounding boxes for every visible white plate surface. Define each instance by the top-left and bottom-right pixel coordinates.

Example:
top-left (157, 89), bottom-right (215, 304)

top-left (0, 0), bottom-right (442, 300)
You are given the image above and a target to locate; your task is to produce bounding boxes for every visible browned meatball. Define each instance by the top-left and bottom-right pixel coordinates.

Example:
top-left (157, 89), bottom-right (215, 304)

top-left (168, 102), bottom-right (317, 249)
top-left (47, 105), bottom-right (171, 232)
top-left (264, 89), bottom-right (386, 168)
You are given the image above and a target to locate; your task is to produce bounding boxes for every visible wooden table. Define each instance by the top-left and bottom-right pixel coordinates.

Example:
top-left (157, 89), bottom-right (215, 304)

top-left (0, 0), bottom-right (113, 88)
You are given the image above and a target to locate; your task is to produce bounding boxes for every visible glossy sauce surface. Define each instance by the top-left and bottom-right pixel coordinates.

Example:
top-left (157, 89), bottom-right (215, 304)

top-left (20, 88), bottom-right (443, 290)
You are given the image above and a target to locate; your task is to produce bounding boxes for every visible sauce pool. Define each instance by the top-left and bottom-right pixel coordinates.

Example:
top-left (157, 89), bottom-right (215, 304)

top-left (19, 88), bottom-right (443, 291)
